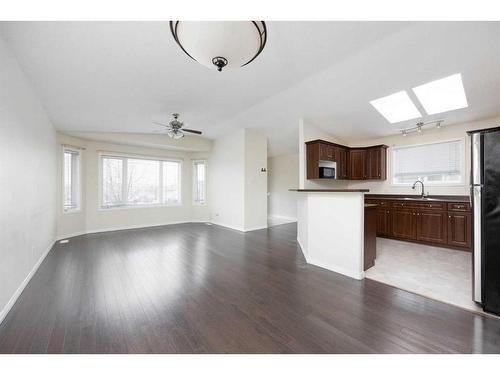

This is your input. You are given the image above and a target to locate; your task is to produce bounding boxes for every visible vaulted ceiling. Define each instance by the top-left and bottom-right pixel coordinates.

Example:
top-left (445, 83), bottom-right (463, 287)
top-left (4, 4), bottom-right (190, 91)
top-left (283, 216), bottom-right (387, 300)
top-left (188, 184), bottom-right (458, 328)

top-left (1, 21), bottom-right (500, 155)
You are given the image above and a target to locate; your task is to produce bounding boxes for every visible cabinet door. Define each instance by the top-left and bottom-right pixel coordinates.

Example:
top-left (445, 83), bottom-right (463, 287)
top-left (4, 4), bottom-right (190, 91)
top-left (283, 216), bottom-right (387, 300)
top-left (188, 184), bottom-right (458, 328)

top-left (448, 212), bottom-right (472, 249)
top-left (319, 144), bottom-right (334, 160)
top-left (377, 208), bottom-right (392, 237)
top-left (306, 143), bottom-right (320, 179)
top-left (336, 147), bottom-right (348, 179)
top-left (368, 148), bottom-right (381, 179)
top-left (392, 209), bottom-right (416, 240)
top-left (342, 148), bottom-right (349, 178)
top-left (416, 210), bottom-right (448, 244)
top-left (349, 149), bottom-right (365, 179)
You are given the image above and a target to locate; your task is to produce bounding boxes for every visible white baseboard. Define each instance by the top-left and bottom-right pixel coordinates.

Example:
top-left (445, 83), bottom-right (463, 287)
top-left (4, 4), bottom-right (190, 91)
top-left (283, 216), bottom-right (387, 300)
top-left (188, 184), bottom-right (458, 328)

top-left (56, 220), bottom-right (210, 240)
top-left (268, 214), bottom-right (297, 222)
top-left (297, 236), bottom-right (364, 280)
top-left (243, 225), bottom-right (268, 232)
top-left (56, 230), bottom-right (87, 241)
top-left (0, 239), bottom-right (55, 326)
top-left (209, 221), bottom-right (245, 232)
top-left (210, 221), bottom-right (268, 232)
top-left (307, 256), bottom-right (365, 280)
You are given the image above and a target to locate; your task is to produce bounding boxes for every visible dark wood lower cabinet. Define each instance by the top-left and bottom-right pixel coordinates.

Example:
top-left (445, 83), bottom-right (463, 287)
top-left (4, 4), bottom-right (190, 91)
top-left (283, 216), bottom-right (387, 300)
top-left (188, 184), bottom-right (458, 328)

top-left (364, 206), bottom-right (377, 270)
top-left (376, 209), bottom-right (392, 237)
top-left (392, 209), bottom-right (416, 240)
top-left (416, 210), bottom-right (448, 245)
top-left (366, 197), bottom-right (472, 251)
top-left (448, 212), bottom-right (472, 248)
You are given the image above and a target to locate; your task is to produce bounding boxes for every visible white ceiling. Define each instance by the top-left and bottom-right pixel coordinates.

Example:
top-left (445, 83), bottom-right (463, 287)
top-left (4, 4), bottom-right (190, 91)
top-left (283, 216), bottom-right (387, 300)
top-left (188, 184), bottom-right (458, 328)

top-left (1, 21), bottom-right (500, 156)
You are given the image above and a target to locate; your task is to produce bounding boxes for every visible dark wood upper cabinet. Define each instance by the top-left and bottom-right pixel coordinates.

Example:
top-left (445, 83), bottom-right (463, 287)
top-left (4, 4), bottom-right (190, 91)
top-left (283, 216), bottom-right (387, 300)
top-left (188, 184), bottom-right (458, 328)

top-left (349, 149), bottom-right (366, 180)
top-left (319, 143), bottom-right (334, 161)
top-left (416, 210), bottom-right (448, 245)
top-left (365, 147), bottom-right (387, 180)
top-left (306, 140), bottom-right (387, 181)
top-left (337, 147), bottom-right (349, 179)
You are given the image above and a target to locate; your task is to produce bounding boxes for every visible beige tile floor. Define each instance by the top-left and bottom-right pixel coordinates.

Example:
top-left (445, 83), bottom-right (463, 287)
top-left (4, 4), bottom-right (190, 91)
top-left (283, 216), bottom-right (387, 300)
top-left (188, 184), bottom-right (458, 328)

top-left (365, 238), bottom-right (482, 312)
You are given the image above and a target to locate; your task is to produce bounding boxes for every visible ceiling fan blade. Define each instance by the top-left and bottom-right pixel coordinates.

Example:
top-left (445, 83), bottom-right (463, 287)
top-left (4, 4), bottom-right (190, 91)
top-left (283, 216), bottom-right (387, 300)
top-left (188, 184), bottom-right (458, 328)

top-left (182, 128), bottom-right (202, 135)
top-left (153, 121), bottom-right (169, 127)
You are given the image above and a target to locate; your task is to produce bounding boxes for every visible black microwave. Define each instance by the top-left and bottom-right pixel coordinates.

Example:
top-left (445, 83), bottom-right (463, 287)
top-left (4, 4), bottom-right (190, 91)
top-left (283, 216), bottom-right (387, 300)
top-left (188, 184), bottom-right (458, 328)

top-left (319, 167), bottom-right (336, 179)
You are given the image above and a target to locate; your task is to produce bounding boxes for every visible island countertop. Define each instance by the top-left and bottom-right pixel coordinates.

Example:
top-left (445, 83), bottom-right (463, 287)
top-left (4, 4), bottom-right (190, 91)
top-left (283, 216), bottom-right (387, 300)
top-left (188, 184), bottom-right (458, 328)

top-left (289, 189), bottom-right (370, 192)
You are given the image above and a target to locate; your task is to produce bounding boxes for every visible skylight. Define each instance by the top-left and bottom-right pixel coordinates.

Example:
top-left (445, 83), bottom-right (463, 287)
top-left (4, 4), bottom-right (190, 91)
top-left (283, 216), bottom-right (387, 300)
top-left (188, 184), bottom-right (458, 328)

top-left (370, 91), bottom-right (422, 124)
top-left (412, 73), bottom-right (468, 115)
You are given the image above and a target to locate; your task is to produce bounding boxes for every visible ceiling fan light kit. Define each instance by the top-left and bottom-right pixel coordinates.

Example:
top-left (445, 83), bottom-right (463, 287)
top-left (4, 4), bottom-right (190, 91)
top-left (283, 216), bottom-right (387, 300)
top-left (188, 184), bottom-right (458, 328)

top-left (154, 113), bottom-right (202, 139)
top-left (170, 21), bottom-right (267, 72)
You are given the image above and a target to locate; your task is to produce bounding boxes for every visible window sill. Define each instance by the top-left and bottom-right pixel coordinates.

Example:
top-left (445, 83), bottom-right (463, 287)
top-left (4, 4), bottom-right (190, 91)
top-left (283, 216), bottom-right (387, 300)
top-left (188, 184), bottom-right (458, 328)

top-left (99, 203), bottom-right (183, 211)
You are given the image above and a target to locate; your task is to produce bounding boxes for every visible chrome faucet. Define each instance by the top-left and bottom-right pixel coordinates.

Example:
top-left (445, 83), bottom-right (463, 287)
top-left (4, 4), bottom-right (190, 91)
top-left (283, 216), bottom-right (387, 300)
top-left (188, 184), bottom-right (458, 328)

top-left (412, 180), bottom-right (425, 198)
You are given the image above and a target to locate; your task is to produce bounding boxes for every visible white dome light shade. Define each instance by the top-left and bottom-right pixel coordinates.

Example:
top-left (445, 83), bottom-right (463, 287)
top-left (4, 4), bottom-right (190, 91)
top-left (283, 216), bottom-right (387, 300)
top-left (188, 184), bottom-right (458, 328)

top-left (170, 21), bottom-right (267, 71)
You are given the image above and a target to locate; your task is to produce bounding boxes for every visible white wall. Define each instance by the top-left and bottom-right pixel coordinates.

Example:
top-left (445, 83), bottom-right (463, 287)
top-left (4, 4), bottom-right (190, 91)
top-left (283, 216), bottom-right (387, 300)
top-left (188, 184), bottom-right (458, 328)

top-left (244, 130), bottom-right (268, 230)
top-left (209, 128), bottom-right (268, 231)
top-left (56, 133), bottom-right (210, 238)
top-left (0, 35), bottom-right (57, 320)
top-left (267, 153), bottom-right (299, 220)
top-left (347, 117), bottom-right (500, 196)
top-left (209, 129), bottom-right (246, 230)
top-left (299, 116), bottom-right (500, 196)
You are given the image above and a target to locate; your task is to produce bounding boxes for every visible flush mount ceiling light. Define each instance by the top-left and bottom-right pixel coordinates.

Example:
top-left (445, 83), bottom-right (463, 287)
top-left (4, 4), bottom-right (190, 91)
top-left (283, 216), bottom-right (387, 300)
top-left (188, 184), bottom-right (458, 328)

top-left (412, 73), bottom-right (468, 115)
top-left (170, 21), bottom-right (267, 72)
top-left (370, 91), bottom-right (422, 123)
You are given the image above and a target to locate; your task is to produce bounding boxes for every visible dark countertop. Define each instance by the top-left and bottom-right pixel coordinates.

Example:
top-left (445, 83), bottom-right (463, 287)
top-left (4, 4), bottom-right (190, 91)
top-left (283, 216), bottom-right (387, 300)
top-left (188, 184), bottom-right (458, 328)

top-left (290, 189), bottom-right (370, 192)
top-left (365, 194), bottom-right (470, 203)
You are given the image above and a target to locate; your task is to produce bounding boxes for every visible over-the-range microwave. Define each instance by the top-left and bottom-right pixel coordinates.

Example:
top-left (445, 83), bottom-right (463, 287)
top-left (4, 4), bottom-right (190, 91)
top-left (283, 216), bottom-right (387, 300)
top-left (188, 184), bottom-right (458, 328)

top-left (319, 166), bottom-right (336, 179)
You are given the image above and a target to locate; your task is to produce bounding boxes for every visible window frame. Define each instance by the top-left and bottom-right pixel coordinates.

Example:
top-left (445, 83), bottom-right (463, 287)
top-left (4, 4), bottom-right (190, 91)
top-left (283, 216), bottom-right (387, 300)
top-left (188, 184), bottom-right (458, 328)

top-left (192, 159), bottom-right (207, 206)
top-left (62, 146), bottom-right (82, 214)
top-left (391, 138), bottom-right (466, 187)
top-left (98, 152), bottom-right (183, 210)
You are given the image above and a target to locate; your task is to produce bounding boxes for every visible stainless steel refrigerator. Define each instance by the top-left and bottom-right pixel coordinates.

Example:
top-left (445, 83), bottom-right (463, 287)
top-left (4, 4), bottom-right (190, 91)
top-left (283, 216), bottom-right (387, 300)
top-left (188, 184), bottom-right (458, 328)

top-left (470, 126), bottom-right (500, 314)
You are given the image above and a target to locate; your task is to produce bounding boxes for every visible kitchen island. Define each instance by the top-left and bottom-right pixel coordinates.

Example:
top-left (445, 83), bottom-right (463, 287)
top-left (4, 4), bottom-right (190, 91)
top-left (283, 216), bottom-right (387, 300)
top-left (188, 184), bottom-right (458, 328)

top-left (290, 189), bottom-right (370, 280)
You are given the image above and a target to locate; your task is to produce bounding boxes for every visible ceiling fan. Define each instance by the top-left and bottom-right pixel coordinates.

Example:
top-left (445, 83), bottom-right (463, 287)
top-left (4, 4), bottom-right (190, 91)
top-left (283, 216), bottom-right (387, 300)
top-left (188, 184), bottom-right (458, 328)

top-left (153, 113), bottom-right (202, 139)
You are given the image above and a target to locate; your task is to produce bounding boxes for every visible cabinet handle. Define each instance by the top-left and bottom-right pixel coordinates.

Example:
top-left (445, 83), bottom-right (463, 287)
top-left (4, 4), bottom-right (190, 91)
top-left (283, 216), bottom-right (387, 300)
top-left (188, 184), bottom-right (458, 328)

top-left (449, 215), bottom-right (452, 219)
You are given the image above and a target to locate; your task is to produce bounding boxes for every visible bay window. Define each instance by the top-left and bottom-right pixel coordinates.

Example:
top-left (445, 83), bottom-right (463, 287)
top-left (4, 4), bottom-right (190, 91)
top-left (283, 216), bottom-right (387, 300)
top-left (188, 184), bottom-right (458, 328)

top-left (63, 147), bottom-right (81, 212)
top-left (100, 154), bottom-right (181, 208)
top-left (193, 160), bottom-right (206, 205)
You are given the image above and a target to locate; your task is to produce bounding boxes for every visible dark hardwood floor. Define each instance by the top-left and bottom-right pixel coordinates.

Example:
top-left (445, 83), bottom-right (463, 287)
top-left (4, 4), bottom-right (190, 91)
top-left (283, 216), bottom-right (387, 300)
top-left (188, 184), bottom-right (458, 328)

top-left (1, 222), bottom-right (499, 353)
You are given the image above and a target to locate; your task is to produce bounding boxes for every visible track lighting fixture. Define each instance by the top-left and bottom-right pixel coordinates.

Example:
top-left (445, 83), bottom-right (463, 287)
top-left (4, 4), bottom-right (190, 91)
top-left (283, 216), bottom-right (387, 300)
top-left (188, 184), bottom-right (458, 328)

top-left (400, 120), bottom-right (444, 137)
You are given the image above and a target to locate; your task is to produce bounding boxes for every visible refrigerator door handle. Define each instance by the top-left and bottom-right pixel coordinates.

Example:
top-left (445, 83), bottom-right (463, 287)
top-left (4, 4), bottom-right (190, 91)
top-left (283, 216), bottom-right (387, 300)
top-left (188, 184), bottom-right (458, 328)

top-left (473, 185), bottom-right (482, 303)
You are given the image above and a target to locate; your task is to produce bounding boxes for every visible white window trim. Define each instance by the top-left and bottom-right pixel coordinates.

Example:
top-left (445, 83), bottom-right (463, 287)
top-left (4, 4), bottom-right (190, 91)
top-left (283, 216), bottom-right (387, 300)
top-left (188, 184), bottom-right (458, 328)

top-left (98, 151), bottom-right (183, 211)
top-left (390, 137), bottom-right (466, 187)
top-left (192, 159), bottom-right (207, 206)
top-left (62, 146), bottom-right (82, 214)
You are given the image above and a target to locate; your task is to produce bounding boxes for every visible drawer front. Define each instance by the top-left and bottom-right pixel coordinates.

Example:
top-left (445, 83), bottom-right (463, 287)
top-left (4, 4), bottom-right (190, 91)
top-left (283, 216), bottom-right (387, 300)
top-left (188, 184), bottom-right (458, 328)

top-left (448, 202), bottom-right (471, 212)
top-left (392, 201), bottom-right (407, 209)
top-left (392, 201), bottom-right (445, 210)
top-left (365, 199), bottom-right (390, 207)
top-left (410, 202), bottom-right (446, 210)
